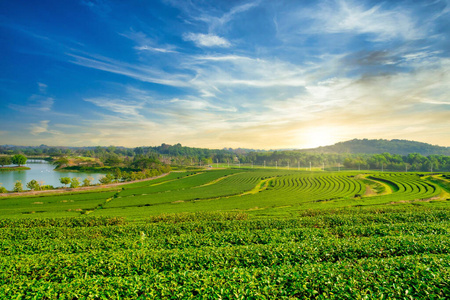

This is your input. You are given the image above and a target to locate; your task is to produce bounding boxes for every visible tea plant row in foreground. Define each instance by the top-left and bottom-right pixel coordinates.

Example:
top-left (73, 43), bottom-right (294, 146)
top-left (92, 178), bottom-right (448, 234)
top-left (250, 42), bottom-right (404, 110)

top-left (0, 209), bottom-right (449, 298)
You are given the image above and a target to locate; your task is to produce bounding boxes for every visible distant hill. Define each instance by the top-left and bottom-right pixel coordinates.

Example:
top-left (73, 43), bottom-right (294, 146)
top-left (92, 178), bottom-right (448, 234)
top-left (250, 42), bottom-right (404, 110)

top-left (300, 139), bottom-right (450, 156)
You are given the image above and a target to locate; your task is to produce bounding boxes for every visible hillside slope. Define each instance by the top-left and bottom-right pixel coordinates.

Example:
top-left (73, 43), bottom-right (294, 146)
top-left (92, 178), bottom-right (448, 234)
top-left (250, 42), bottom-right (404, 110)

top-left (301, 139), bottom-right (450, 155)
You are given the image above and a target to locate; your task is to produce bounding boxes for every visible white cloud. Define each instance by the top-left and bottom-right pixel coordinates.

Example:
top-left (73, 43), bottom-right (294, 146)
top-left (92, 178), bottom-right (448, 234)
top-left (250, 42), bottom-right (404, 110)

top-left (135, 45), bottom-right (177, 53)
top-left (38, 82), bottom-right (47, 93)
top-left (68, 53), bottom-right (191, 87)
top-left (84, 97), bottom-right (145, 117)
top-left (310, 0), bottom-right (424, 41)
top-left (183, 33), bottom-right (231, 47)
top-left (29, 120), bottom-right (59, 135)
top-left (9, 96), bottom-right (54, 113)
top-left (38, 97), bottom-right (54, 112)
top-left (169, 98), bottom-right (236, 112)
top-left (120, 31), bottom-right (178, 53)
top-left (196, 55), bottom-right (252, 61)
top-left (196, 0), bottom-right (260, 32)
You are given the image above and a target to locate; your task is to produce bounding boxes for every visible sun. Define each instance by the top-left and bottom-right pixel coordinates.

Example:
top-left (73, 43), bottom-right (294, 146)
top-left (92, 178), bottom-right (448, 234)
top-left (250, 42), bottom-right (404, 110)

top-left (301, 127), bottom-right (337, 149)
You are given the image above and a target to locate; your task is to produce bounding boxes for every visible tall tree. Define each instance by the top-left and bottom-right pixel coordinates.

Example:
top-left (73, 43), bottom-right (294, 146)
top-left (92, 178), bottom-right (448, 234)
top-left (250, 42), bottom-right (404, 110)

top-left (11, 154), bottom-right (27, 167)
top-left (0, 156), bottom-right (12, 167)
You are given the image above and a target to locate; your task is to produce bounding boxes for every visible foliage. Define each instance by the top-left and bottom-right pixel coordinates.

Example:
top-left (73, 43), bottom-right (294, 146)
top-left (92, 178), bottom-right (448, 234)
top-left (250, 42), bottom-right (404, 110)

top-left (2, 141), bottom-right (450, 172)
top-left (0, 209), bottom-right (448, 298)
top-left (82, 177), bottom-right (93, 187)
top-left (11, 154), bottom-right (27, 166)
top-left (0, 186), bottom-right (7, 193)
top-left (26, 179), bottom-right (41, 191)
top-left (0, 156), bottom-right (12, 167)
top-left (70, 177), bottom-right (80, 188)
top-left (59, 177), bottom-right (71, 187)
top-left (0, 166), bottom-right (30, 172)
top-left (13, 180), bottom-right (23, 192)
top-left (305, 138), bottom-right (450, 155)
top-left (39, 185), bottom-right (55, 191)
top-left (0, 170), bottom-right (449, 298)
top-left (53, 157), bottom-right (69, 168)
top-left (99, 173), bottom-right (115, 184)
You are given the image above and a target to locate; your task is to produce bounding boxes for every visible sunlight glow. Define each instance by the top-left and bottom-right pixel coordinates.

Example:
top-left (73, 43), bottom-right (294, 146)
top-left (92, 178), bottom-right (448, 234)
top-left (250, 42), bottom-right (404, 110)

top-left (301, 127), bottom-right (337, 149)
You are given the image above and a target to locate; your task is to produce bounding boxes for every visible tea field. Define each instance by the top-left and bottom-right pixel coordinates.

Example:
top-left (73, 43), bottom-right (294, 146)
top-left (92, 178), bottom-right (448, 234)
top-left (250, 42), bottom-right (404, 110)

top-left (0, 169), bottom-right (449, 298)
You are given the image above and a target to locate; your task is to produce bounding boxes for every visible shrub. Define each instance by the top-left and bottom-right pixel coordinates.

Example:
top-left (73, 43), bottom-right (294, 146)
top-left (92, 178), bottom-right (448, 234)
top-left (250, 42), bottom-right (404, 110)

top-left (26, 179), bottom-right (41, 191)
top-left (70, 177), bottom-right (80, 188)
top-left (13, 181), bottom-right (23, 192)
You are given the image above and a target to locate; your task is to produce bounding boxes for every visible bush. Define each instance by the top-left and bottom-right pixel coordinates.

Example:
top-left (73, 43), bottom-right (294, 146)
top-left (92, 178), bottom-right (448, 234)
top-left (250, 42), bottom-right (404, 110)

top-left (13, 181), bottom-right (23, 192)
top-left (82, 177), bottom-right (93, 187)
top-left (60, 177), bottom-right (70, 187)
top-left (26, 179), bottom-right (41, 191)
top-left (70, 177), bottom-right (80, 188)
top-left (40, 185), bottom-right (55, 191)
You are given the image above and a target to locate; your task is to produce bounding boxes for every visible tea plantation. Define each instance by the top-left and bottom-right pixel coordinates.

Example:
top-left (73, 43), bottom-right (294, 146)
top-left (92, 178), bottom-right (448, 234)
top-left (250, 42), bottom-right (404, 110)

top-left (0, 169), bottom-right (449, 298)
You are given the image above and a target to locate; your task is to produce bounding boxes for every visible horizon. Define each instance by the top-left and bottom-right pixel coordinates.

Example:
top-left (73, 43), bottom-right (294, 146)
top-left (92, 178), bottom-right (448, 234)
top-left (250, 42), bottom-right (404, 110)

top-left (1, 1), bottom-right (449, 148)
top-left (2, 137), bottom-right (449, 152)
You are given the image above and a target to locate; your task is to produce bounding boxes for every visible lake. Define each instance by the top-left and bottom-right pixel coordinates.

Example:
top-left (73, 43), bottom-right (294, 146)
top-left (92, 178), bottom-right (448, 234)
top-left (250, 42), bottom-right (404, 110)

top-left (0, 160), bottom-right (105, 191)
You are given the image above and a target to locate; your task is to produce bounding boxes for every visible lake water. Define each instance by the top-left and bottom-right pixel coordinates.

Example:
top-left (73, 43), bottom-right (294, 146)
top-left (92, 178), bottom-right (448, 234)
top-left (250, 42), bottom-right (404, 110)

top-left (0, 161), bottom-right (105, 191)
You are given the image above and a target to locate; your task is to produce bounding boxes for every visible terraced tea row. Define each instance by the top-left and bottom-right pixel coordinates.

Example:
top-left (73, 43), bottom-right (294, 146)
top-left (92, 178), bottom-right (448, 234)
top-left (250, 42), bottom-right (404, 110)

top-left (0, 169), bottom-right (448, 218)
top-left (364, 173), bottom-right (442, 204)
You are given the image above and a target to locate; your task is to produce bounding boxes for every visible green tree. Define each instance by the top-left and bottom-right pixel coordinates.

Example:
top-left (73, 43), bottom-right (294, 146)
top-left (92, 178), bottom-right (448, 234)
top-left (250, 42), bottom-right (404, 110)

top-left (26, 179), bottom-right (41, 191)
top-left (70, 177), bottom-right (80, 188)
top-left (0, 186), bottom-right (7, 193)
top-left (82, 176), bottom-right (93, 187)
top-left (112, 167), bottom-right (122, 181)
top-left (60, 177), bottom-right (71, 187)
top-left (54, 157), bottom-right (69, 168)
top-left (11, 154), bottom-right (27, 167)
top-left (0, 156), bottom-right (12, 167)
top-left (104, 154), bottom-right (122, 166)
top-left (99, 173), bottom-right (114, 184)
top-left (13, 181), bottom-right (23, 192)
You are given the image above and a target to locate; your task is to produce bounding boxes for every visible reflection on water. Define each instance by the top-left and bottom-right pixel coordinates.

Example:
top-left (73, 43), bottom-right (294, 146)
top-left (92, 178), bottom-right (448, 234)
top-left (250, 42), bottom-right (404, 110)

top-left (0, 161), bottom-right (104, 191)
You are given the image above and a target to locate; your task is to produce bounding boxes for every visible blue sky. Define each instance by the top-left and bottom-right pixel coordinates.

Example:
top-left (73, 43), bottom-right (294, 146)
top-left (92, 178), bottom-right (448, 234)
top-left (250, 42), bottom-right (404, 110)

top-left (1, 0), bottom-right (449, 149)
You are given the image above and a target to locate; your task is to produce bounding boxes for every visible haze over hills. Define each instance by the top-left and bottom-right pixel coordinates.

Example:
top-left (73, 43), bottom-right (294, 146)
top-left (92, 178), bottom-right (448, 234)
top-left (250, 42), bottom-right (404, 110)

top-left (299, 139), bottom-right (450, 156)
top-left (2, 139), bottom-right (450, 157)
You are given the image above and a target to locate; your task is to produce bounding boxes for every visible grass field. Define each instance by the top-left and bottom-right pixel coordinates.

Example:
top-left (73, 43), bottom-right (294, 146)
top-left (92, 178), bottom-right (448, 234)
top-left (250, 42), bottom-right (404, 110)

top-left (0, 168), bottom-right (449, 298)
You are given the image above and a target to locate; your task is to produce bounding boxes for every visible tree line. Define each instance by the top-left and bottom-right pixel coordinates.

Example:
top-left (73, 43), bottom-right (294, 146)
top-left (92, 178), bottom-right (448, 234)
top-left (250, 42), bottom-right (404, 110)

top-left (0, 154), bottom-right (27, 167)
top-left (2, 144), bottom-right (450, 172)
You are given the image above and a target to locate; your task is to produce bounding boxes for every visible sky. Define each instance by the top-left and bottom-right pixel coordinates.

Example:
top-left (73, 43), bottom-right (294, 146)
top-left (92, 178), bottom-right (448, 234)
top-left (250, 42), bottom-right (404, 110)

top-left (0, 0), bottom-right (449, 149)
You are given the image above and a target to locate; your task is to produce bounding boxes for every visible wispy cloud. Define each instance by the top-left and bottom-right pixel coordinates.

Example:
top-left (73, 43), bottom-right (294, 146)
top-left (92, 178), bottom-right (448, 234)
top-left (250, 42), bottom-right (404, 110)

top-left (2, 0), bottom-right (449, 148)
top-left (183, 33), bottom-right (231, 47)
top-left (196, 0), bottom-right (261, 32)
top-left (9, 82), bottom-right (54, 113)
top-left (309, 0), bottom-right (424, 41)
top-left (84, 97), bottom-right (146, 117)
top-left (135, 45), bottom-right (178, 53)
top-left (29, 120), bottom-right (59, 136)
top-left (169, 98), bottom-right (236, 112)
top-left (120, 31), bottom-right (178, 53)
top-left (67, 52), bottom-right (191, 87)
top-left (38, 82), bottom-right (47, 93)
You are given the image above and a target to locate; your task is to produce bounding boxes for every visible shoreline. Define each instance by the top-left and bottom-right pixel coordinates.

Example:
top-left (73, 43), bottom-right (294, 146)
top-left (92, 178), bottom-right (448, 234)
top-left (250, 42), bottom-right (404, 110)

top-left (0, 166), bottom-right (31, 172)
top-left (0, 172), bottom-right (170, 198)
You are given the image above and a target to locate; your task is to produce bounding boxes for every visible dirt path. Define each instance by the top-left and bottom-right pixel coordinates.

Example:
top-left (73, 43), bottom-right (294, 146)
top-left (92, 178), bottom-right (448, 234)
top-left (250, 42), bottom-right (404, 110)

top-left (0, 173), bottom-right (170, 198)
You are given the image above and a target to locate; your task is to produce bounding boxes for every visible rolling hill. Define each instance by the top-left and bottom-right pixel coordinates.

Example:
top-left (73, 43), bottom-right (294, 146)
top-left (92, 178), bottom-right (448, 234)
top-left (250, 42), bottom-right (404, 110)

top-left (301, 139), bottom-right (450, 155)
